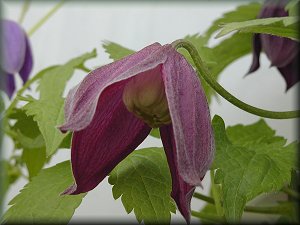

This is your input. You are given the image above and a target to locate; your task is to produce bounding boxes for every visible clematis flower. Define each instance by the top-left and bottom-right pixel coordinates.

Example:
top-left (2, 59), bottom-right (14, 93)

top-left (59, 43), bottom-right (214, 222)
top-left (247, 0), bottom-right (299, 90)
top-left (0, 19), bottom-right (33, 98)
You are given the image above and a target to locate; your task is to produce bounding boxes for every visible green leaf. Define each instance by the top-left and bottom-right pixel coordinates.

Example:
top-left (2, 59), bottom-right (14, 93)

top-left (0, 160), bottom-right (21, 206)
top-left (216, 17), bottom-right (300, 41)
top-left (8, 109), bottom-right (46, 179)
top-left (9, 109), bottom-right (45, 150)
top-left (149, 128), bottom-right (160, 139)
top-left (22, 148), bottom-right (46, 179)
top-left (0, 94), bottom-right (4, 113)
top-left (24, 50), bottom-right (97, 156)
top-left (198, 204), bottom-right (218, 224)
top-left (59, 132), bottom-right (72, 149)
top-left (285, 0), bottom-right (300, 16)
top-left (210, 33), bottom-right (252, 78)
top-left (211, 115), bottom-right (297, 222)
top-left (204, 2), bottom-right (262, 39)
top-left (180, 32), bottom-right (252, 103)
top-left (177, 3), bottom-right (261, 103)
top-left (103, 41), bottom-right (134, 61)
top-left (226, 119), bottom-right (285, 146)
top-left (108, 147), bottom-right (176, 224)
top-left (1, 161), bottom-right (85, 224)
top-left (180, 34), bottom-right (216, 66)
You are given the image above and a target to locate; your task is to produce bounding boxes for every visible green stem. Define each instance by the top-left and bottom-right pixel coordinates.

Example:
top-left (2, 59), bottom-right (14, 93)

top-left (193, 192), bottom-right (287, 214)
top-left (27, 0), bottom-right (65, 36)
top-left (210, 170), bottom-right (224, 216)
top-left (18, 0), bottom-right (31, 24)
top-left (172, 39), bottom-right (300, 119)
top-left (193, 192), bottom-right (215, 204)
top-left (191, 210), bottom-right (224, 223)
top-left (3, 68), bottom-right (48, 118)
top-left (282, 186), bottom-right (300, 200)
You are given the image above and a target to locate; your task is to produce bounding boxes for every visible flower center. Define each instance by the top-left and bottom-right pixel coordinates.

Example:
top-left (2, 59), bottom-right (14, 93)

top-left (122, 67), bottom-right (171, 128)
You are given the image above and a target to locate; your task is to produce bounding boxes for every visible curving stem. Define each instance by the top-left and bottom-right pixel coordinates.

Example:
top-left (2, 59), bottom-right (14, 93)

top-left (172, 39), bottom-right (300, 119)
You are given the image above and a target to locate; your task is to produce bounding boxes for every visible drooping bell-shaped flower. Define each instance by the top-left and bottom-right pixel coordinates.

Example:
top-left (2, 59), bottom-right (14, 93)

top-left (247, 0), bottom-right (299, 90)
top-left (59, 43), bottom-right (214, 223)
top-left (0, 19), bottom-right (33, 98)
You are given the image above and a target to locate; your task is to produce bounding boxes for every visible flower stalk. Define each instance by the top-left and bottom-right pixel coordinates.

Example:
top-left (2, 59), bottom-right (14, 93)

top-left (193, 191), bottom-right (289, 215)
top-left (210, 170), bottom-right (224, 216)
top-left (27, 0), bottom-right (65, 36)
top-left (18, 0), bottom-right (31, 24)
top-left (172, 39), bottom-right (300, 119)
top-left (191, 210), bottom-right (224, 223)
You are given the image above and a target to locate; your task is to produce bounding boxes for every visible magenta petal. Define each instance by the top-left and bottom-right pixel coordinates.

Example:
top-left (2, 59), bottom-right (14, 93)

top-left (261, 34), bottom-right (298, 68)
top-left (19, 36), bottom-right (33, 83)
top-left (1, 20), bottom-right (26, 74)
top-left (6, 74), bottom-right (16, 99)
top-left (258, 0), bottom-right (299, 68)
top-left (161, 49), bottom-right (214, 186)
top-left (59, 43), bottom-right (174, 132)
top-left (277, 54), bottom-right (299, 90)
top-left (246, 34), bottom-right (261, 75)
top-left (63, 82), bottom-right (151, 194)
top-left (0, 73), bottom-right (15, 99)
top-left (160, 125), bottom-right (195, 224)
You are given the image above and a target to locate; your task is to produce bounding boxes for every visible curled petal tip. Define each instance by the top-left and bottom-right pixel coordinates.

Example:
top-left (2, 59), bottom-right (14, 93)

top-left (61, 183), bottom-right (78, 195)
top-left (247, 34), bottom-right (262, 75)
top-left (57, 124), bottom-right (68, 133)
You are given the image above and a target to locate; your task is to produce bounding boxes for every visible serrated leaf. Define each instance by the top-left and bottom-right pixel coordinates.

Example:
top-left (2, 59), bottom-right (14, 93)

top-left (204, 2), bottom-right (262, 39)
top-left (226, 119), bottom-right (285, 146)
top-left (103, 41), bottom-right (134, 61)
top-left (178, 3), bottom-right (261, 103)
top-left (0, 160), bottom-right (21, 208)
top-left (211, 115), bottom-right (297, 222)
top-left (1, 161), bottom-right (85, 224)
top-left (216, 17), bottom-right (300, 41)
top-left (9, 109), bottom-right (45, 150)
top-left (108, 147), bottom-right (176, 224)
top-left (8, 109), bottom-right (46, 178)
top-left (22, 148), bottom-right (46, 179)
top-left (24, 50), bottom-right (97, 156)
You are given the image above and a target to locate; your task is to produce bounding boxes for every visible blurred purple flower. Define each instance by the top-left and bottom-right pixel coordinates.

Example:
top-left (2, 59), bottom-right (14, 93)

top-left (59, 43), bottom-right (214, 222)
top-left (0, 19), bottom-right (33, 98)
top-left (247, 0), bottom-right (299, 90)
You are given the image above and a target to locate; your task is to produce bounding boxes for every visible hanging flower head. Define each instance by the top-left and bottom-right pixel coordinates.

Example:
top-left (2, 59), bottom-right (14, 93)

top-left (0, 19), bottom-right (33, 98)
top-left (59, 43), bottom-right (214, 223)
top-left (247, 0), bottom-right (299, 90)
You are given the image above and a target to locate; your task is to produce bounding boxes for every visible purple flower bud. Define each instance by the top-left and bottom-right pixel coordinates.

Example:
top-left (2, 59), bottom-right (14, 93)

top-left (1, 20), bottom-right (33, 98)
top-left (247, 0), bottom-right (299, 90)
top-left (59, 43), bottom-right (214, 223)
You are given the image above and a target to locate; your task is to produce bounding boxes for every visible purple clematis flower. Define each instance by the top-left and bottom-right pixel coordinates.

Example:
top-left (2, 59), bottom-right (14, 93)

top-left (0, 19), bottom-right (33, 98)
top-left (59, 43), bottom-right (214, 222)
top-left (247, 0), bottom-right (299, 90)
